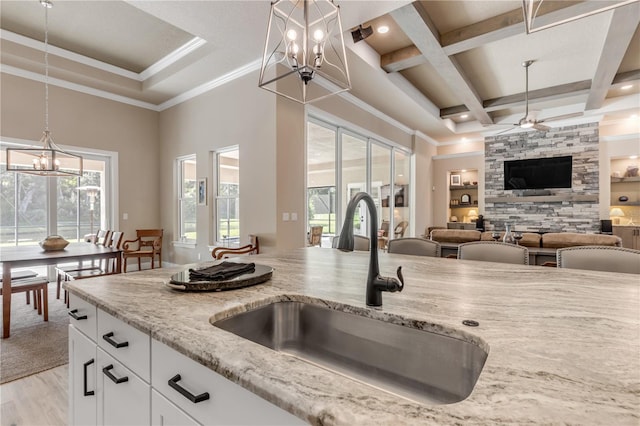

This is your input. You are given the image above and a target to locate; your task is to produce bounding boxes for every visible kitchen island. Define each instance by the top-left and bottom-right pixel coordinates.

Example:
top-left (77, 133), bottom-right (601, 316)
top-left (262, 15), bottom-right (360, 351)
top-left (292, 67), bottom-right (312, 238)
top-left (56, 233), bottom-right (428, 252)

top-left (65, 248), bottom-right (639, 425)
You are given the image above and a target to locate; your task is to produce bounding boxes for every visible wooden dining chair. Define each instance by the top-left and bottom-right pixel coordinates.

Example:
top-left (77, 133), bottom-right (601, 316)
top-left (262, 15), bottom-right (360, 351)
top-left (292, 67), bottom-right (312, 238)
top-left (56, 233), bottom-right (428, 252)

top-left (122, 229), bottom-right (163, 272)
top-left (57, 230), bottom-right (126, 306)
top-left (0, 276), bottom-right (49, 321)
top-left (212, 235), bottom-right (260, 259)
top-left (308, 226), bottom-right (323, 247)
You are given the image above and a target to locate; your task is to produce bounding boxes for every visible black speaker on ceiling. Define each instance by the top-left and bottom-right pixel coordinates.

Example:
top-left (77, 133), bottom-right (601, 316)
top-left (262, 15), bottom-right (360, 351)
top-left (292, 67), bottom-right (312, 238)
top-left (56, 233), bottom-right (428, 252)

top-left (351, 25), bottom-right (373, 43)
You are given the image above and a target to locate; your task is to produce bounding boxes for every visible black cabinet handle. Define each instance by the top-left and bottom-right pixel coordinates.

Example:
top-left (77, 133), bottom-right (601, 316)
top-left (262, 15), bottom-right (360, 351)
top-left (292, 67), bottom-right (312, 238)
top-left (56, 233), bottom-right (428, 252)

top-left (83, 359), bottom-right (95, 396)
top-left (68, 309), bottom-right (87, 321)
top-left (102, 364), bottom-right (128, 384)
top-left (168, 374), bottom-right (210, 403)
top-left (102, 332), bottom-right (129, 349)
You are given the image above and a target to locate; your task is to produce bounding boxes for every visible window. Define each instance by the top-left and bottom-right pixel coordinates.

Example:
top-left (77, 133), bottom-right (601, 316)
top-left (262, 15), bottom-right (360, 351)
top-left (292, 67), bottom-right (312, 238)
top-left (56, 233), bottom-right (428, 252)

top-left (177, 155), bottom-right (197, 243)
top-left (1, 143), bottom-right (112, 246)
top-left (215, 148), bottom-right (239, 246)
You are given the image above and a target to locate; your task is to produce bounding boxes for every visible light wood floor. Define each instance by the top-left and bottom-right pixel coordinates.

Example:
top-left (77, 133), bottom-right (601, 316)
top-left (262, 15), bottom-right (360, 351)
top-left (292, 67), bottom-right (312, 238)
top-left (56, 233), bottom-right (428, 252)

top-left (0, 364), bottom-right (68, 426)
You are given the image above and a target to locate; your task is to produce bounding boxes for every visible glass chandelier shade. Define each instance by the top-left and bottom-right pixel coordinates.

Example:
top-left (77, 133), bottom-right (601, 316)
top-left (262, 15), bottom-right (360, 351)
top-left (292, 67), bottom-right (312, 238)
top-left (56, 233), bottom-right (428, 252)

top-left (259, 0), bottom-right (351, 104)
top-left (5, 0), bottom-right (83, 177)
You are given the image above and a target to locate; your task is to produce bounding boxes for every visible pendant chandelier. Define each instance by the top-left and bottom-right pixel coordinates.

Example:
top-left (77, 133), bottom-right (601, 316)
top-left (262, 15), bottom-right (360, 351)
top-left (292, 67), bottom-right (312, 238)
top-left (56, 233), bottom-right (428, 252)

top-left (5, 0), bottom-right (83, 177)
top-left (522, 0), bottom-right (637, 34)
top-left (258, 0), bottom-right (351, 104)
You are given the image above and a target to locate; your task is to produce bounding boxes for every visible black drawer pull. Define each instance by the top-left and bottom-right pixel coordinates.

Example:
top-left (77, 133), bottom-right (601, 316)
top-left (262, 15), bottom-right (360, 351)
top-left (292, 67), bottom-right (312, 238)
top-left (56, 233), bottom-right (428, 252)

top-left (102, 332), bottom-right (129, 348)
top-left (103, 364), bottom-right (128, 384)
top-left (83, 359), bottom-right (95, 396)
top-left (168, 374), bottom-right (210, 403)
top-left (68, 309), bottom-right (87, 320)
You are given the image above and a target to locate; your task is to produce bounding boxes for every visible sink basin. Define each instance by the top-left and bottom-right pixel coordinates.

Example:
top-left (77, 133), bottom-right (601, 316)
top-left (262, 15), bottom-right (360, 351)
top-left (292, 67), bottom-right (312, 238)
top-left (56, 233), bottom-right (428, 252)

top-left (212, 300), bottom-right (488, 405)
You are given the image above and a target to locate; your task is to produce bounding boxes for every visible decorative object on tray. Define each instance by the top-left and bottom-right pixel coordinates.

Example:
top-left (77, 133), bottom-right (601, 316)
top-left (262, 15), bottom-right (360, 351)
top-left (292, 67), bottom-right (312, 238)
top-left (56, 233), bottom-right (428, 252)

top-left (460, 193), bottom-right (471, 204)
top-left (167, 262), bottom-right (273, 292)
top-left (625, 165), bottom-right (638, 177)
top-left (39, 235), bottom-right (69, 251)
top-left (189, 261), bottom-right (255, 281)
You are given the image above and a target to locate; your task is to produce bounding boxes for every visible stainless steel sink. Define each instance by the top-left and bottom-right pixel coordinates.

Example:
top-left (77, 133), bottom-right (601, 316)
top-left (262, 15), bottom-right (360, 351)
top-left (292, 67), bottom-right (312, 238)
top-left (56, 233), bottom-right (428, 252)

top-left (212, 300), bottom-right (488, 405)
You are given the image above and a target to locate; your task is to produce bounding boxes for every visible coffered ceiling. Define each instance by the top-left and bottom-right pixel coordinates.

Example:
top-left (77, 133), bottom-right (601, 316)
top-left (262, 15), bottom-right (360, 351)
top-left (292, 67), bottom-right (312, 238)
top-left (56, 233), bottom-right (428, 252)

top-left (1, 0), bottom-right (638, 145)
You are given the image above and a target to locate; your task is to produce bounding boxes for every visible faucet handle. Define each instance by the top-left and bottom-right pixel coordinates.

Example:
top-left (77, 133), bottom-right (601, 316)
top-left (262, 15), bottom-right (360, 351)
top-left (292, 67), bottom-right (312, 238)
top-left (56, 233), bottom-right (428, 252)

top-left (396, 266), bottom-right (404, 292)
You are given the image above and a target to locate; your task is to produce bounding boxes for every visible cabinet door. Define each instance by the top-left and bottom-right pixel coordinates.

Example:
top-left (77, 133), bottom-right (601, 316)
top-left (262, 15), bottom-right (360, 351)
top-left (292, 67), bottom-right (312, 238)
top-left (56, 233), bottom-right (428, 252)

top-left (97, 308), bottom-right (151, 382)
top-left (97, 348), bottom-right (150, 426)
top-left (152, 389), bottom-right (200, 426)
top-left (613, 227), bottom-right (635, 249)
top-left (69, 294), bottom-right (97, 341)
top-left (69, 325), bottom-right (97, 426)
top-left (152, 339), bottom-right (305, 425)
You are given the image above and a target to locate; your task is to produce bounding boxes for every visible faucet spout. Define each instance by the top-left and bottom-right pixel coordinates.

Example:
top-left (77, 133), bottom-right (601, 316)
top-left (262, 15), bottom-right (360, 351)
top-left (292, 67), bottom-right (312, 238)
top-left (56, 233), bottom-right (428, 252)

top-left (336, 192), bottom-right (405, 307)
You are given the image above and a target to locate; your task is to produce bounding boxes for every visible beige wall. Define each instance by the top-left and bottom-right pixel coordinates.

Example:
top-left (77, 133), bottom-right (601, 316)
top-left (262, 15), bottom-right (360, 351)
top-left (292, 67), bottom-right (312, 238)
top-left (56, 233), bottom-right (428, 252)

top-left (0, 73), bottom-right (160, 243)
top-left (158, 72), bottom-right (277, 263)
top-left (413, 134), bottom-right (437, 237)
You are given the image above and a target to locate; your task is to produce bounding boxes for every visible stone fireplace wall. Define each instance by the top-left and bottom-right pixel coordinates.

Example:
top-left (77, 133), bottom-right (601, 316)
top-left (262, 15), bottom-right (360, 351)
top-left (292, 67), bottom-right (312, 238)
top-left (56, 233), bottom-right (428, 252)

top-left (484, 122), bottom-right (599, 233)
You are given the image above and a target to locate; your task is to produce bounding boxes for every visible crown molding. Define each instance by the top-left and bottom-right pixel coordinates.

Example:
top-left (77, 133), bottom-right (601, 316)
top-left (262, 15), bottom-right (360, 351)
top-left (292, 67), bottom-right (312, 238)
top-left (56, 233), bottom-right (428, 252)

top-left (139, 36), bottom-right (206, 81)
top-left (157, 59), bottom-right (262, 111)
top-left (432, 150), bottom-right (484, 160)
top-left (1, 64), bottom-right (159, 111)
top-left (414, 130), bottom-right (440, 146)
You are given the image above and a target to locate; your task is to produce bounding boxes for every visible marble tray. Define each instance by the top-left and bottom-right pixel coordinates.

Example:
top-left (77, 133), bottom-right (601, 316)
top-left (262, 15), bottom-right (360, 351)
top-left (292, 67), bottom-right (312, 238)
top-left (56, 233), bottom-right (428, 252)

top-left (167, 263), bottom-right (273, 292)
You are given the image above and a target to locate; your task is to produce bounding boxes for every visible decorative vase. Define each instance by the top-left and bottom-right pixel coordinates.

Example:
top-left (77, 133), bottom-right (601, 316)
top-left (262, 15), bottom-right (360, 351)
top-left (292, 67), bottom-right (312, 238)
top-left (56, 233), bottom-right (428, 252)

top-left (39, 235), bottom-right (69, 251)
top-left (503, 224), bottom-right (516, 244)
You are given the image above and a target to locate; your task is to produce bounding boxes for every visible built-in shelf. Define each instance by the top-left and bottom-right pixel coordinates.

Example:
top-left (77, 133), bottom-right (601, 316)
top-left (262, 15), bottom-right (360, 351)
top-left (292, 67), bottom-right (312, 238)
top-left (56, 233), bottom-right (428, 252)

top-left (612, 202), bottom-right (640, 207)
top-left (449, 185), bottom-right (478, 191)
top-left (611, 176), bottom-right (640, 183)
top-left (486, 194), bottom-right (599, 203)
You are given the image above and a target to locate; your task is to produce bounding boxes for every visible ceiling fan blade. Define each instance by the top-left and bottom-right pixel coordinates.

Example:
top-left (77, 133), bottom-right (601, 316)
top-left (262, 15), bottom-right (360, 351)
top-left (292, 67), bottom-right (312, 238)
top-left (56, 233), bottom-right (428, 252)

top-left (495, 125), bottom-right (518, 135)
top-left (537, 112), bottom-right (583, 123)
top-left (532, 123), bottom-right (550, 131)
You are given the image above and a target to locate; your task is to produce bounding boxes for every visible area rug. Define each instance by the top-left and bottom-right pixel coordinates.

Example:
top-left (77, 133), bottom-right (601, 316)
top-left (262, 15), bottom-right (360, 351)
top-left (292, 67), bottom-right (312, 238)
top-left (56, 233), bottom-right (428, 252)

top-left (0, 285), bottom-right (69, 384)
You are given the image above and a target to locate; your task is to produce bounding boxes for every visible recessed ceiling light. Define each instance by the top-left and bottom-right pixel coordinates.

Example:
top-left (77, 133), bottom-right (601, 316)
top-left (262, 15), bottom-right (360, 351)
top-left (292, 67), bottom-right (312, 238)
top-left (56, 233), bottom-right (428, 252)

top-left (630, 155), bottom-right (638, 159)
top-left (460, 114), bottom-right (468, 119)
top-left (461, 169), bottom-right (467, 172)
top-left (461, 137), bottom-right (468, 142)
top-left (621, 84), bottom-right (633, 90)
top-left (377, 25), bottom-right (389, 34)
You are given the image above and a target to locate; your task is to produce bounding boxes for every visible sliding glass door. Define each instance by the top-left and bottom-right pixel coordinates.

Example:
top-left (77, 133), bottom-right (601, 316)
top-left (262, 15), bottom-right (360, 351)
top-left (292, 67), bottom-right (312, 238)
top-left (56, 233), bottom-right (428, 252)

top-left (306, 117), bottom-right (411, 247)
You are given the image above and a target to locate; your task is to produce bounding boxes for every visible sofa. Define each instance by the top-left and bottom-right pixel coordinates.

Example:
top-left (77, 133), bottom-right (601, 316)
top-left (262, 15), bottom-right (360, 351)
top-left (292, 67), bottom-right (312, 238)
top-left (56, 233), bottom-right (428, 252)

top-left (429, 229), bottom-right (622, 249)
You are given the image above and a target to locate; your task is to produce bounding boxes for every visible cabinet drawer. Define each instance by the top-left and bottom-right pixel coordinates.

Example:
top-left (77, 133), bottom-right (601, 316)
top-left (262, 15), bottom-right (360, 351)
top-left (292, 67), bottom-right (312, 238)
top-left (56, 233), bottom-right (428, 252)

top-left (152, 339), bottom-right (304, 425)
top-left (152, 389), bottom-right (200, 426)
top-left (97, 309), bottom-right (150, 382)
top-left (97, 348), bottom-right (150, 426)
top-left (69, 294), bottom-right (97, 341)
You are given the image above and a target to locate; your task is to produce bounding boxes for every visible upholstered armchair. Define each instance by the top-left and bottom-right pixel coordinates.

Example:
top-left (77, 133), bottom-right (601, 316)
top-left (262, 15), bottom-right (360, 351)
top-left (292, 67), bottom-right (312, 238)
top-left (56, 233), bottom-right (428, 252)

top-left (122, 229), bottom-right (163, 272)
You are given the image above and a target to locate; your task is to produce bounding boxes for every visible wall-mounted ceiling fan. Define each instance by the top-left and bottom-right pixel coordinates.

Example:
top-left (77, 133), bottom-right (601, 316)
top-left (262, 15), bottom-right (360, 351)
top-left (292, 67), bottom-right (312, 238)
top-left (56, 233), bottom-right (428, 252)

top-left (496, 60), bottom-right (583, 134)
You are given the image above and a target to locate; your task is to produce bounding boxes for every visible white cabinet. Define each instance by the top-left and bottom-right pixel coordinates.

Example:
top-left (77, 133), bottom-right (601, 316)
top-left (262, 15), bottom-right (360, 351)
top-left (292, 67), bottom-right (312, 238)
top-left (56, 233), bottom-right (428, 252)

top-left (152, 390), bottom-right (199, 426)
top-left (97, 309), bottom-right (150, 382)
top-left (69, 325), bottom-right (97, 426)
top-left (151, 339), bottom-right (304, 425)
top-left (97, 348), bottom-right (150, 426)
top-left (613, 226), bottom-right (640, 249)
top-left (69, 296), bottom-right (151, 426)
top-left (70, 298), bottom-right (304, 426)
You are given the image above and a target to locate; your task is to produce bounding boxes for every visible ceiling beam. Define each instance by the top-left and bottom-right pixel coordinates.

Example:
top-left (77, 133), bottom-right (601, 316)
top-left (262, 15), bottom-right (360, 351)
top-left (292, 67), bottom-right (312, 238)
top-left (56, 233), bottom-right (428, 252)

top-left (441, 1), bottom-right (627, 55)
top-left (585, 2), bottom-right (640, 110)
top-left (441, 80), bottom-right (592, 118)
top-left (380, 45), bottom-right (427, 73)
top-left (390, 2), bottom-right (493, 125)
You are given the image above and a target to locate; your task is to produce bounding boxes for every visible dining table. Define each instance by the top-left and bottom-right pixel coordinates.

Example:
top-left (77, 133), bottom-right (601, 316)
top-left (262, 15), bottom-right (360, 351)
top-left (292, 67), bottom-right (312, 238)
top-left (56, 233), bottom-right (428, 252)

top-left (1, 242), bottom-right (122, 338)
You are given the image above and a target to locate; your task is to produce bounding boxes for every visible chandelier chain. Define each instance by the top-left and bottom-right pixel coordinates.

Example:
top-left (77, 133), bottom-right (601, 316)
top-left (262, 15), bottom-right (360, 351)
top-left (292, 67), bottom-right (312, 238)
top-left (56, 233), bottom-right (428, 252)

top-left (44, 3), bottom-right (49, 131)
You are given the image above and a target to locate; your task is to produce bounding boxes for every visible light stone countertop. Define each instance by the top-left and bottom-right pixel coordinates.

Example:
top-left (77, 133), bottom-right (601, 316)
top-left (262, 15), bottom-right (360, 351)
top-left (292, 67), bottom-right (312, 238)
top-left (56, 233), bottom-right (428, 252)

top-left (65, 248), bottom-right (640, 425)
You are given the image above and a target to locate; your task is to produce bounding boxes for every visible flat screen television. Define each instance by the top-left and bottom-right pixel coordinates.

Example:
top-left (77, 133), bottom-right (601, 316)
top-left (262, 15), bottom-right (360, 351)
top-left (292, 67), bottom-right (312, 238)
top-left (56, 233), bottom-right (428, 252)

top-left (504, 156), bottom-right (572, 190)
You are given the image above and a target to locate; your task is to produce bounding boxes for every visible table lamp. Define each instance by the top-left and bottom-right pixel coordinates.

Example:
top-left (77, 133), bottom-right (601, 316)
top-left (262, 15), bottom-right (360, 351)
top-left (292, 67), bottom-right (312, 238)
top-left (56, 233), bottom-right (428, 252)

top-left (610, 208), bottom-right (625, 225)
